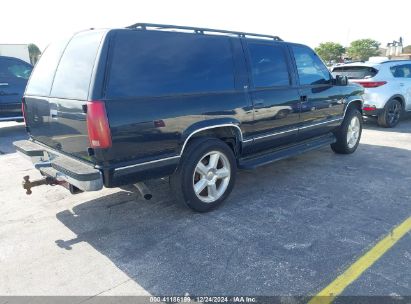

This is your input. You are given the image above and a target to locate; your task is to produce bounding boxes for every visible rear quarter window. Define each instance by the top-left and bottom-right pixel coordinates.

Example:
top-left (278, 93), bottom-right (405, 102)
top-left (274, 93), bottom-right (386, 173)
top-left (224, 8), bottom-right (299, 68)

top-left (50, 30), bottom-right (105, 100)
top-left (25, 38), bottom-right (69, 96)
top-left (106, 30), bottom-right (235, 98)
top-left (332, 66), bottom-right (378, 79)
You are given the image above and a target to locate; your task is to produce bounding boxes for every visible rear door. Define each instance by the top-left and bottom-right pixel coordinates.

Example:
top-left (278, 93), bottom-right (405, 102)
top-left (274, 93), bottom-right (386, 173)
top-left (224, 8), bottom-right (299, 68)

top-left (0, 57), bottom-right (32, 119)
top-left (290, 44), bottom-right (344, 140)
top-left (24, 30), bottom-right (107, 160)
top-left (244, 40), bottom-right (300, 151)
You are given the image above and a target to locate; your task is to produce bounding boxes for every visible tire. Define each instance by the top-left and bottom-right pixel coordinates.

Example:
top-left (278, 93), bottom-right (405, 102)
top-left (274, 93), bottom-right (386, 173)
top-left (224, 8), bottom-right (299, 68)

top-left (331, 107), bottom-right (362, 154)
top-left (377, 99), bottom-right (402, 128)
top-left (170, 137), bottom-right (237, 212)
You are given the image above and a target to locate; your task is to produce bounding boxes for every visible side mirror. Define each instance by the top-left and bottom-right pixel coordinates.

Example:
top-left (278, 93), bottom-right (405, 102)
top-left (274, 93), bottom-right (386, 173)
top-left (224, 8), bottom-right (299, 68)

top-left (335, 75), bottom-right (348, 86)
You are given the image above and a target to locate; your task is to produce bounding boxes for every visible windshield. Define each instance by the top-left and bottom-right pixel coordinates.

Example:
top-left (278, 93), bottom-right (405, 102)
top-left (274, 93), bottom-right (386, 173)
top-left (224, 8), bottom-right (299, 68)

top-left (332, 66), bottom-right (378, 79)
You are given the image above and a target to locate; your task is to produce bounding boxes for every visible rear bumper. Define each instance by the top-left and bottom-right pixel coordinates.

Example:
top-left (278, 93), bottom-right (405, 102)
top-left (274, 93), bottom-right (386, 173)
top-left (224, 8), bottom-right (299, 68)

top-left (13, 140), bottom-right (103, 191)
top-left (363, 107), bottom-right (383, 116)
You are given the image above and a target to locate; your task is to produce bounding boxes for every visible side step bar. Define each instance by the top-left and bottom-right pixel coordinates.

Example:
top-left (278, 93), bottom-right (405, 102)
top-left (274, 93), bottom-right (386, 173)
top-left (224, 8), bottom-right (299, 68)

top-left (238, 134), bottom-right (336, 170)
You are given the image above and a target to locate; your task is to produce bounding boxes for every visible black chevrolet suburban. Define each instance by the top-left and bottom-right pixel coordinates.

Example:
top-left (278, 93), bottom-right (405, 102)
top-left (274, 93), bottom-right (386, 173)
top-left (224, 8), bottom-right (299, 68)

top-left (14, 23), bottom-right (364, 212)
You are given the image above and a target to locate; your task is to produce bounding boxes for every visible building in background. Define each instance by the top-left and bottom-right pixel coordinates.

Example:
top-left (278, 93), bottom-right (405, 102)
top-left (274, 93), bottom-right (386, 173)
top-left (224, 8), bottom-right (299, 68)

top-left (385, 37), bottom-right (411, 59)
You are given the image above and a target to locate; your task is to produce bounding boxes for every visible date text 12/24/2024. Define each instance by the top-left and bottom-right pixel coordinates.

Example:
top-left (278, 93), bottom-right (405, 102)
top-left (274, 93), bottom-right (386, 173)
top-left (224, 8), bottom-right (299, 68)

top-left (150, 296), bottom-right (257, 303)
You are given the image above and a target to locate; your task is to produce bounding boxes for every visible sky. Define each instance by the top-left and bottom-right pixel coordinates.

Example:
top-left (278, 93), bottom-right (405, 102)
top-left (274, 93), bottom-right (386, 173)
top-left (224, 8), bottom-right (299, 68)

top-left (1, 0), bottom-right (410, 51)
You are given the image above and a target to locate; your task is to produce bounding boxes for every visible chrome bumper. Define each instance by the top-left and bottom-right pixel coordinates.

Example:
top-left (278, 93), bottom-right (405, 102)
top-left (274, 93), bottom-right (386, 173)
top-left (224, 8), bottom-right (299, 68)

top-left (13, 140), bottom-right (103, 192)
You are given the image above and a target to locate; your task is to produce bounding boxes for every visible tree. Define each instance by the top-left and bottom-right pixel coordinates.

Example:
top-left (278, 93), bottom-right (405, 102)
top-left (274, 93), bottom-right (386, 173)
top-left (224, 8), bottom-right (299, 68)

top-left (347, 39), bottom-right (380, 61)
top-left (28, 43), bottom-right (41, 65)
top-left (403, 45), bottom-right (411, 53)
top-left (315, 42), bottom-right (345, 64)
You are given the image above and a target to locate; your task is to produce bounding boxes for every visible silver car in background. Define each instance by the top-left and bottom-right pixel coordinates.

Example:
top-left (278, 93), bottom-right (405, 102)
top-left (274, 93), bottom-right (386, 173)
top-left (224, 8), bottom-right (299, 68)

top-left (332, 60), bottom-right (411, 127)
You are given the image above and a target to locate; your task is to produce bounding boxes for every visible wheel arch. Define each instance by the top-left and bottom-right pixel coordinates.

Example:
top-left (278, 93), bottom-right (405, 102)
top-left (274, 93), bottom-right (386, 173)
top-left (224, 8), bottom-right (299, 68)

top-left (389, 94), bottom-right (405, 108)
top-left (344, 98), bottom-right (363, 116)
top-left (179, 119), bottom-right (243, 157)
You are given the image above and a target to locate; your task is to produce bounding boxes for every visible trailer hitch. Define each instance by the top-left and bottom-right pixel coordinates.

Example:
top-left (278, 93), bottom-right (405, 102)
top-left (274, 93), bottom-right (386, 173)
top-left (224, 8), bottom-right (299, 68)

top-left (22, 175), bottom-right (62, 195)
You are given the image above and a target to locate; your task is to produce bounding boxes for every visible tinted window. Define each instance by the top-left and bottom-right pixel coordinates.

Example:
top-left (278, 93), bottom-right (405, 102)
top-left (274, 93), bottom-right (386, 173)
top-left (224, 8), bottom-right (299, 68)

top-left (106, 31), bottom-right (234, 98)
top-left (50, 31), bottom-right (105, 100)
top-left (247, 43), bottom-right (290, 87)
top-left (0, 59), bottom-right (32, 80)
top-left (390, 64), bottom-right (411, 78)
top-left (25, 38), bottom-right (69, 96)
top-left (292, 45), bottom-right (331, 85)
top-left (332, 66), bottom-right (378, 79)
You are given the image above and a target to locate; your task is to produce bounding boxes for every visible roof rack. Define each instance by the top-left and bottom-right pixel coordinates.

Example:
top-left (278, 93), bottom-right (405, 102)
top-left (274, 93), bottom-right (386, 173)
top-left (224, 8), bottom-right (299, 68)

top-left (126, 23), bottom-right (283, 41)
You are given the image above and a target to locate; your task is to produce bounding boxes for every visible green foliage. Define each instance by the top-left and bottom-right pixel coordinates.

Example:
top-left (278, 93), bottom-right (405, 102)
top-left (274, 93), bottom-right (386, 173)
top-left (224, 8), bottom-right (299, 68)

top-left (347, 39), bottom-right (381, 61)
top-left (315, 42), bottom-right (345, 64)
top-left (403, 45), bottom-right (411, 53)
top-left (28, 43), bottom-right (41, 65)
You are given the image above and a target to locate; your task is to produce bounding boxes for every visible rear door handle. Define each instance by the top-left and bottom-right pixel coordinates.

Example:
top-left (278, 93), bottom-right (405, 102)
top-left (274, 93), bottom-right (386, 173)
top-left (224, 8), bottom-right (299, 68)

top-left (0, 83), bottom-right (9, 86)
top-left (400, 83), bottom-right (405, 87)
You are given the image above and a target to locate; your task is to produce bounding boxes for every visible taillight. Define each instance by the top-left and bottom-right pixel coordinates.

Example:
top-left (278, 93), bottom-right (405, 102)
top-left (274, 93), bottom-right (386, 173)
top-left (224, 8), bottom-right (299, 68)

top-left (363, 105), bottom-right (377, 111)
top-left (86, 101), bottom-right (112, 149)
top-left (21, 98), bottom-right (26, 124)
top-left (355, 81), bottom-right (387, 88)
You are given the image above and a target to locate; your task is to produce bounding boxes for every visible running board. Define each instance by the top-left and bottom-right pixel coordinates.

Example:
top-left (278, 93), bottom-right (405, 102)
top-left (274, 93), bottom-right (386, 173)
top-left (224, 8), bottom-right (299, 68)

top-left (238, 134), bottom-right (336, 170)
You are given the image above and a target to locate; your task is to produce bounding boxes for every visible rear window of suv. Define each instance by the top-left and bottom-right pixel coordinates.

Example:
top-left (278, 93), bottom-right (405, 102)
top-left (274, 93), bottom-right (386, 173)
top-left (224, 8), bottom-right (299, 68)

top-left (26, 38), bottom-right (70, 96)
top-left (26, 30), bottom-right (105, 99)
top-left (106, 30), bottom-right (235, 98)
top-left (332, 66), bottom-right (378, 79)
top-left (50, 30), bottom-right (105, 100)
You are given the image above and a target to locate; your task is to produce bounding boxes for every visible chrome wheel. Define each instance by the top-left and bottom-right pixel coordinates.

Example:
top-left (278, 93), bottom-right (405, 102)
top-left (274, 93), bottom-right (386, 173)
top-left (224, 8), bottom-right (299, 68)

top-left (193, 151), bottom-right (231, 203)
top-left (347, 116), bottom-right (360, 148)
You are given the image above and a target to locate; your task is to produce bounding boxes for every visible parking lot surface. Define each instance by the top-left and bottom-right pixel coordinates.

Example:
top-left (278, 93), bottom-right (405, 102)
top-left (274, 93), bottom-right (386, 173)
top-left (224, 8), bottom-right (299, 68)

top-left (0, 117), bottom-right (410, 299)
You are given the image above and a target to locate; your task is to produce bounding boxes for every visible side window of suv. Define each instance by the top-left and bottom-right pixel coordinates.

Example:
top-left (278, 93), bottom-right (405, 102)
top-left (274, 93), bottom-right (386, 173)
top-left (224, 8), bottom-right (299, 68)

top-left (390, 64), bottom-right (411, 78)
top-left (292, 45), bottom-right (331, 85)
top-left (0, 59), bottom-right (32, 80)
top-left (247, 43), bottom-right (290, 88)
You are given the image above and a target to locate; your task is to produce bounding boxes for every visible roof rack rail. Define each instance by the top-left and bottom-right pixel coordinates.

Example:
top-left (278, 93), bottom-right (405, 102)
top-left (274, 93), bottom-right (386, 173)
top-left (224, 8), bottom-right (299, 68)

top-left (126, 23), bottom-right (283, 41)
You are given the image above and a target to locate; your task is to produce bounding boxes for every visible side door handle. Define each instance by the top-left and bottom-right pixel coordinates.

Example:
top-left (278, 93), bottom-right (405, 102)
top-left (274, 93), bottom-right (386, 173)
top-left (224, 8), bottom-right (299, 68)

top-left (400, 83), bottom-right (405, 87)
top-left (300, 95), bottom-right (308, 102)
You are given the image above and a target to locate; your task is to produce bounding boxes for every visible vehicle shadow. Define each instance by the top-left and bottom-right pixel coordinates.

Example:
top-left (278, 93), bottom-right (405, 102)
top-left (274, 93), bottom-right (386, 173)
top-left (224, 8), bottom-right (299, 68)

top-left (54, 143), bottom-right (411, 296)
top-left (0, 122), bottom-right (27, 154)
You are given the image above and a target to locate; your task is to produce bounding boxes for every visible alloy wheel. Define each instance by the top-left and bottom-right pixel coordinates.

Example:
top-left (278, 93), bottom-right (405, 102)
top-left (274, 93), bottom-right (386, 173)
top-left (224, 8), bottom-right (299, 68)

top-left (347, 116), bottom-right (360, 148)
top-left (192, 151), bottom-right (231, 203)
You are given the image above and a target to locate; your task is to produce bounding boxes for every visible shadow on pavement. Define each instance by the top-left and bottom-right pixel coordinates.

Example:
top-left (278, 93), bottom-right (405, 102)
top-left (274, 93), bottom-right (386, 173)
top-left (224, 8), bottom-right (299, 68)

top-left (0, 123), bottom-right (27, 154)
top-left (54, 143), bottom-right (411, 296)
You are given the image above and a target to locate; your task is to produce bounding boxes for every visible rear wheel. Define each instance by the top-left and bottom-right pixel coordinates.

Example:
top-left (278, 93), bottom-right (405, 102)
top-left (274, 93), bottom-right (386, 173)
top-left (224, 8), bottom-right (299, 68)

top-left (377, 99), bottom-right (402, 128)
top-left (170, 137), bottom-right (237, 212)
top-left (331, 107), bottom-right (362, 154)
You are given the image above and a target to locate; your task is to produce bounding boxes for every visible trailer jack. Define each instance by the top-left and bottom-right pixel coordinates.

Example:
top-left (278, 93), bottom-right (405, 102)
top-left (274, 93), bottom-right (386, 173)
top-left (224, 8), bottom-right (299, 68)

top-left (22, 175), bottom-right (63, 195)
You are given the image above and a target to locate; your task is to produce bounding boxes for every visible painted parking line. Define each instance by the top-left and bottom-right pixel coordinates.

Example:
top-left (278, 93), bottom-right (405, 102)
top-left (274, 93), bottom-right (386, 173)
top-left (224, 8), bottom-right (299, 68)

top-left (308, 216), bottom-right (411, 304)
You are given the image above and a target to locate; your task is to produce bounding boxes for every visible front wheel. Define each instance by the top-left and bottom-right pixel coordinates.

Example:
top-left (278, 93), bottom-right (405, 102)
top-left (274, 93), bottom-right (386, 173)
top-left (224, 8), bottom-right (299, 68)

top-left (331, 108), bottom-right (362, 154)
top-left (170, 137), bottom-right (237, 212)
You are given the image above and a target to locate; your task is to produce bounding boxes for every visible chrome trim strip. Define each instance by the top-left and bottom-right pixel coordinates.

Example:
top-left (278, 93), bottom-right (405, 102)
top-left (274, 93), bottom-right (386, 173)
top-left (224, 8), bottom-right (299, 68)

top-left (253, 128), bottom-right (297, 141)
top-left (114, 155), bottom-right (181, 172)
top-left (0, 116), bottom-right (23, 121)
top-left (242, 138), bottom-right (253, 143)
top-left (179, 124), bottom-right (243, 155)
top-left (299, 118), bottom-right (343, 130)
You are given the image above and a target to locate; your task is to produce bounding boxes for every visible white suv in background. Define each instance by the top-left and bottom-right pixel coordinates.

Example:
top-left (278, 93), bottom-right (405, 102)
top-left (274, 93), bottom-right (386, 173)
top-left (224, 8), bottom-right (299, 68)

top-left (332, 60), bottom-right (411, 127)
